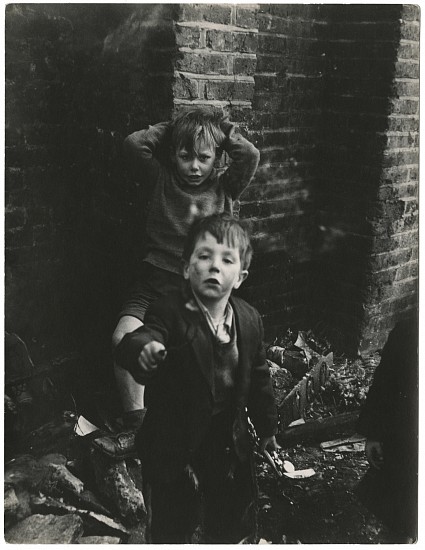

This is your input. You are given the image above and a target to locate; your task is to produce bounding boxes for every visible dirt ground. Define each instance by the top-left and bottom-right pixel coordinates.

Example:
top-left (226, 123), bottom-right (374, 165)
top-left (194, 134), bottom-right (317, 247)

top-left (257, 424), bottom-right (395, 544)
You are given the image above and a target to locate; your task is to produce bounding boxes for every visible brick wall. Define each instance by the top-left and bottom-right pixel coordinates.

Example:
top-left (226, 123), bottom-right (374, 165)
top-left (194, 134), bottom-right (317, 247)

top-left (5, 4), bottom-right (177, 368)
top-left (5, 4), bottom-right (419, 363)
top-left (311, 4), bottom-right (419, 352)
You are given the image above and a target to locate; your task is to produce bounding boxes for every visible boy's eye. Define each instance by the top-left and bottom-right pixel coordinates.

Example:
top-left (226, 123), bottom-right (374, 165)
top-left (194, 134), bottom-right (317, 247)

top-left (223, 258), bottom-right (234, 264)
top-left (199, 254), bottom-right (210, 260)
top-left (199, 155), bottom-right (210, 162)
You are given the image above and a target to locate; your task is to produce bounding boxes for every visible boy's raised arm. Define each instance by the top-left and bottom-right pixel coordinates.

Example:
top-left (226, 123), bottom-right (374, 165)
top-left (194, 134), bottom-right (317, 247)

top-left (219, 120), bottom-right (260, 200)
top-left (123, 121), bottom-right (171, 185)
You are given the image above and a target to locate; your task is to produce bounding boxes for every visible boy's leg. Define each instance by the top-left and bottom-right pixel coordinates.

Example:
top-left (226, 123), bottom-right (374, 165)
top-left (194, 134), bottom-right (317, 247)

top-left (150, 473), bottom-right (201, 543)
top-left (92, 316), bottom-right (146, 459)
top-left (112, 315), bottom-right (145, 414)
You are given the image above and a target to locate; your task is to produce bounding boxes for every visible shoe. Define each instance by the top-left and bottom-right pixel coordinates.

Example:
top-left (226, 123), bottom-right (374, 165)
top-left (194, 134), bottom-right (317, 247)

top-left (92, 430), bottom-right (137, 460)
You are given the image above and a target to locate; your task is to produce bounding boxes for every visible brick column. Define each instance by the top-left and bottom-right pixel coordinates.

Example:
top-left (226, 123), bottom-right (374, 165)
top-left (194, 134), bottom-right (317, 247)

top-left (359, 5), bottom-right (419, 351)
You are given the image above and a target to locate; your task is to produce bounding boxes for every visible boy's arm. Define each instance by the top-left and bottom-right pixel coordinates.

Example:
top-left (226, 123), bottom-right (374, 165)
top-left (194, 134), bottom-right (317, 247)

top-left (123, 121), bottom-right (171, 187)
top-left (218, 120), bottom-right (260, 200)
top-left (114, 299), bottom-right (171, 384)
top-left (247, 313), bottom-right (278, 439)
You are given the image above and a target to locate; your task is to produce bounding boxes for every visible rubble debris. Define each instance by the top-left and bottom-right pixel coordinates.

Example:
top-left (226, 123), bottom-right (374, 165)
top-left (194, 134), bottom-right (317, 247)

top-left (5, 513), bottom-right (84, 544)
top-left (38, 452), bottom-right (68, 466)
top-left (90, 449), bottom-right (146, 525)
top-left (76, 489), bottom-right (114, 516)
top-left (78, 535), bottom-right (121, 544)
top-left (5, 454), bottom-right (49, 490)
top-left (31, 494), bottom-right (79, 515)
top-left (267, 345), bottom-right (309, 378)
top-left (81, 510), bottom-right (130, 537)
top-left (278, 355), bottom-right (332, 429)
top-left (267, 360), bottom-right (294, 407)
top-left (4, 484), bottom-right (21, 529)
top-left (320, 435), bottom-right (365, 453)
top-left (41, 463), bottom-right (84, 497)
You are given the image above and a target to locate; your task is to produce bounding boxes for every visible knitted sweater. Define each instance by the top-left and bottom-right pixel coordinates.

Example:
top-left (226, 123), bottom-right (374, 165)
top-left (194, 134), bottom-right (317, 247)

top-left (124, 121), bottom-right (260, 274)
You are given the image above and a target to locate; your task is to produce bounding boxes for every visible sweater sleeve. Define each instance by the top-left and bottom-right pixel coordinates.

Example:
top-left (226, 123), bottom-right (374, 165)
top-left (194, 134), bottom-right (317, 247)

top-left (218, 122), bottom-right (260, 200)
top-left (123, 121), bottom-right (171, 189)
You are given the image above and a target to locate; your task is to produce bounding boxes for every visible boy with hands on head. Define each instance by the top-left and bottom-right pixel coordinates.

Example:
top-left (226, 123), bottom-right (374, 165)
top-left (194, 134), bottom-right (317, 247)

top-left (115, 213), bottom-right (278, 543)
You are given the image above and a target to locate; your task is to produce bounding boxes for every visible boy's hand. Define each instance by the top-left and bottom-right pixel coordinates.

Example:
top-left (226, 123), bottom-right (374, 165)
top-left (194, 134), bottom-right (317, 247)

top-left (365, 439), bottom-right (384, 470)
top-left (138, 341), bottom-right (167, 374)
top-left (259, 435), bottom-right (280, 453)
top-left (220, 117), bottom-right (235, 138)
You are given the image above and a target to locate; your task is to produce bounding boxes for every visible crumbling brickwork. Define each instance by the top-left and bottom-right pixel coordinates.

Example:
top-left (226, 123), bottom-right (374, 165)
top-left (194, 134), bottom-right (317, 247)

top-left (5, 4), bottom-right (419, 363)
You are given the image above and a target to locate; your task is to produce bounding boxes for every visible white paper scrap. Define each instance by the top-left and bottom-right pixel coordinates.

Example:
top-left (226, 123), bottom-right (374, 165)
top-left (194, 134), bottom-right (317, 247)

top-left (283, 468), bottom-right (315, 479)
top-left (74, 415), bottom-right (99, 436)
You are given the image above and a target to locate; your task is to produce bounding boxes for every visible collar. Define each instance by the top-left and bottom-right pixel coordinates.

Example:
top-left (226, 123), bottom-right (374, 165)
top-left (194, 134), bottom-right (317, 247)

top-left (187, 292), bottom-right (233, 343)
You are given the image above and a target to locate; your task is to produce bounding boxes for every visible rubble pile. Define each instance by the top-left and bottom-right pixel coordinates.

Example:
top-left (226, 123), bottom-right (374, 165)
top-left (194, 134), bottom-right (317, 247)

top-left (265, 329), bottom-right (378, 429)
top-left (4, 329), bottom-right (379, 543)
top-left (4, 443), bottom-right (148, 543)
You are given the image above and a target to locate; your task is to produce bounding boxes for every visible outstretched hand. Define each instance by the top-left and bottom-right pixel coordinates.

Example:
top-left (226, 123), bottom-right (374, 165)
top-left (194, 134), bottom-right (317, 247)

top-left (259, 435), bottom-right (280, 453)
top-left (138, 340), bottom-right (167, 374)
top-left (365, 439), bottom-right (384, 469)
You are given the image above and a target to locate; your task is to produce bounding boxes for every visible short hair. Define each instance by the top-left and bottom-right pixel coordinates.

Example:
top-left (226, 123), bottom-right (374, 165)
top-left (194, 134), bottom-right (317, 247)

top-left (170, 107), bottom-right (226, 155)
top-left (183, 213), bottom-right (253, 270)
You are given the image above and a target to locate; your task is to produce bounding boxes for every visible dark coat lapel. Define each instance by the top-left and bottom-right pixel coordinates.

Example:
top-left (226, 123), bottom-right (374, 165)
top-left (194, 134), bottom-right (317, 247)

top-left (180, 293), bottom-right (215, 396)
top-left (231, 296), bottom-right (256, 407)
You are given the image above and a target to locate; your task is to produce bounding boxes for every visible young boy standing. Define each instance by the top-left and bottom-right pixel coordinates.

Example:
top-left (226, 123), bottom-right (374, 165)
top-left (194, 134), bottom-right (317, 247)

top-left (115, 214), bottom-right (278, 543)
top-left (97, 108), bottom-right (260, 457)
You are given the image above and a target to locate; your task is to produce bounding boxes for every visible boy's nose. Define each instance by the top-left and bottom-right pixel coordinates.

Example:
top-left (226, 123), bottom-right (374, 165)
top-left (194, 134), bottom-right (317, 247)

top-left (190, 158), bottom-right (200, 172)
top-left (210, 259), bottom-right (220, 272)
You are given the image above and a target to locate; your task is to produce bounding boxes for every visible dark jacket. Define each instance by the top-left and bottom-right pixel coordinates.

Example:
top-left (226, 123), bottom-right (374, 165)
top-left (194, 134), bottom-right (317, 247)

top-left (356, 316), bottom-right (418, 538)
top-left (115, 288), bottom-right (278, 482)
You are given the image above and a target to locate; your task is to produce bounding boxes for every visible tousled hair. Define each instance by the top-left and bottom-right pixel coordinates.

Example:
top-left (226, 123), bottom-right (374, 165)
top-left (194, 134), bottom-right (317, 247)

top-left (183, 213), bottom-right (253, 270)
top-left (171, 107), bottom-right (226, 155)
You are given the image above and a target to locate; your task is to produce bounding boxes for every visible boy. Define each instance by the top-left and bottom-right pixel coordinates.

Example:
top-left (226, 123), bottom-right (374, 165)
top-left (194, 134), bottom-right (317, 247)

top-left (115, 213), bottom-right (278, 543)
top-left (97, 107), bottom-right (260, 457)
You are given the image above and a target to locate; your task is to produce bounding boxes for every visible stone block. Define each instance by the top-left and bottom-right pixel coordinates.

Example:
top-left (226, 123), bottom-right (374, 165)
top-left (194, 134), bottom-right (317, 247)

top-left (91, 450), bottom-right (146, 526)
top-left (5, 513), bottom-right (84, 544)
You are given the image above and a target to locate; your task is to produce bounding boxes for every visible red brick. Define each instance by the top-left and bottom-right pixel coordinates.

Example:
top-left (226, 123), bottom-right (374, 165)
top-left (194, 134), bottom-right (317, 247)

top-left (176, 51), bottom-right (229, 75)
top-left (400, 20), bottom-right (420, 41)
top-left (233, 56), bottom-right (257, 76)
top-left (394, 79), bottom-right (420, 97)
top-left (173, 74), bottom-right (199, 100)
top-left (398, 41), bottom-right (420, 61)
top-left (204, 80), bottom-right (254, 102)
top-left (382, 150), bottom-right (419, 168)
top-left (179, 4), bottom-right (232, 25)
top-left (205, 29), bottom-right (232, 51)
top-left (401, 5), bottom-right (420, 21)
top-left (232, 32), bottom-right (258, 54)
top-left (395, 60), bottom-right (420, 79)
top-left (175, 25), bottom-right (202, 49)
top-left (387, 116), bottom-right (419, 133)
top-left (235, 7), bottom-right (258, 29)
top-left (390, 98), bottom-right (419, 116)
top-left (395, 262), bottom-right (418, 282)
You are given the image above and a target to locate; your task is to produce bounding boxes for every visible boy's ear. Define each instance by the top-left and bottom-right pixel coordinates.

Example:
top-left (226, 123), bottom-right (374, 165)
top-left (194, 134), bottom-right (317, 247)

top-left (182, 260), bottom-right (190, 280)
top-left (234, 269), bottom-right (249, 289)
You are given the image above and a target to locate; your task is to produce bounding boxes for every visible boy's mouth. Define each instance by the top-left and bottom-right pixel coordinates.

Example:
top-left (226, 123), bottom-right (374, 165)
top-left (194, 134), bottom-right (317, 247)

top-left (204, 278), bottom-right (220, 286)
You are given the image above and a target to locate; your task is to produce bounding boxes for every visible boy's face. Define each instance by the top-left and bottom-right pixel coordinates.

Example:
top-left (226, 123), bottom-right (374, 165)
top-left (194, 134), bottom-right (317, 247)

top-left (183, 232), bottom-right (248, 307)
top-left (173, 139), bottom-right (216, 186)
